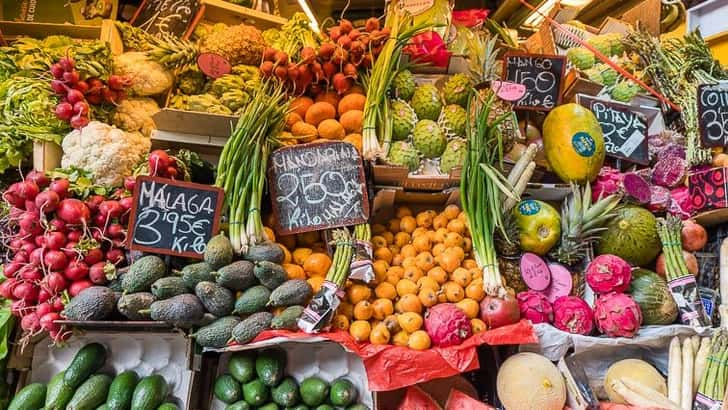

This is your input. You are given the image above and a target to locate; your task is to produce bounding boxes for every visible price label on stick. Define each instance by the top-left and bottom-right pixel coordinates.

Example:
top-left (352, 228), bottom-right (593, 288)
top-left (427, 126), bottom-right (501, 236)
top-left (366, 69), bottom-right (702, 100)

top-left (503, 53), bottom-right (566, 111)
top-left (697, 83), bottom-right (728, 148)
top-left (127, 176), bottom-right (224, 258)
top-left (268, 141), bottom-right (369, 235)
top-left (580, 96), bottom-right (649, 165)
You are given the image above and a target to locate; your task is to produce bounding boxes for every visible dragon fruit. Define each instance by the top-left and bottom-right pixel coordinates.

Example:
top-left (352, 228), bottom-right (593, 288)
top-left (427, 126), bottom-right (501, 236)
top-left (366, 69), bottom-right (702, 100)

top-left (648, 185), bottom-right (671, 212)
top-left (585, 254), bottom-right (632, 294)
top-left (425, 303), bottom-right (473, 347)
top-left (594, 292), bottom-right (642, 338)
top-left (622, 172), bottom-right (651, 204)
top-left (553, 296), bottom-right (594, 335)
top-left (652, 156), bottom-right (687, 188)
top-left (592, 167), bottom-right (624, 202)
top-left (517, 291), bottom-right (553, 324)
top-left (668, 186), bottom-right (694, 219)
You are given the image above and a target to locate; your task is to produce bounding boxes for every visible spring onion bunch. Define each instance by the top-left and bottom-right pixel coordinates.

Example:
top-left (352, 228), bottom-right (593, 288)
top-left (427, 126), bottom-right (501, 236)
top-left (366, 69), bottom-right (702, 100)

top-left (325, 228), bottom-right (354, 288)
top-left (215, 80), bottom-right (290, 254)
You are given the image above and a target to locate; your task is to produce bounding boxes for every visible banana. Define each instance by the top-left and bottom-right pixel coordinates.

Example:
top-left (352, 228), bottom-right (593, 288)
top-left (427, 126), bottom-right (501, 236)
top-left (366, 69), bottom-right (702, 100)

top-left (668, 0), bottom-right (686, 32)
top-left (661, 2), bottom-right (679, 32)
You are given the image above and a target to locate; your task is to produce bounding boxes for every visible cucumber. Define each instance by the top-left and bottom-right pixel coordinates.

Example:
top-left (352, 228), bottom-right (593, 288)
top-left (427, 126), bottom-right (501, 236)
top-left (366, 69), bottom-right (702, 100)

top-left (45, 370), bottom-right (75, 410)
top-left (8, 382), bottom-right (45, 410)
top-left (67, 374), bottom-right (113, 410)
top-left (64, 343), bottom-right (108, 388)
top-left (107, 370), bottom-right (139, 410)
top-left (131, 375), bottom-right (169, 410)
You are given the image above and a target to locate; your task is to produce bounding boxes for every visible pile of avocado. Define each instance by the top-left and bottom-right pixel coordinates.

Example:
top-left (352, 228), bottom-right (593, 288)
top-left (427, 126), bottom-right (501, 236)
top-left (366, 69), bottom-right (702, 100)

top-left (9, 343), bottom-right (180, 410)
top-left (214, 348), bottom-right (369, 410)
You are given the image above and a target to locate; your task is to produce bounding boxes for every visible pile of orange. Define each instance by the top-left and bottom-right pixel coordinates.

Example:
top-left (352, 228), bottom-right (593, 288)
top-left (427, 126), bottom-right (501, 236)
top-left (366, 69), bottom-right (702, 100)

top-left (262, 226), bottom-right (332, 295)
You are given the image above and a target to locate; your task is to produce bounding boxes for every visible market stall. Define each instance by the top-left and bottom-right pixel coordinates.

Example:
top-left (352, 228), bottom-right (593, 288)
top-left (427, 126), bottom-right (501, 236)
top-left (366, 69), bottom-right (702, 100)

top-left (1, 0), bottom-right (728, 408)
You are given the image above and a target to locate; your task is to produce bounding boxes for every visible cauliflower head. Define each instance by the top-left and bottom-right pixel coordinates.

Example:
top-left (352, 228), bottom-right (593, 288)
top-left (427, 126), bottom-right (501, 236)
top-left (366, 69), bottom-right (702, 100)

top-left (113, 52), bottom-right (173, 96)
top-left (112, 98), bottom-right (160, 138)
top-left (62, 121), bottom-right (151, 187)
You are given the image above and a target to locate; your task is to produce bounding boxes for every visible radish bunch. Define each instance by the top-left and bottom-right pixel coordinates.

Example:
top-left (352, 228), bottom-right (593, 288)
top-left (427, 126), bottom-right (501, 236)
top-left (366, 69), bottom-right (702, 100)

top-left (1, 171), bottom-right (131, 343)
top-left (260, 17), bottom-right (387, 95)
top-left (147, 150), bottom-right (183, 180)
top-left (51, 56), bottom-right (130, 129)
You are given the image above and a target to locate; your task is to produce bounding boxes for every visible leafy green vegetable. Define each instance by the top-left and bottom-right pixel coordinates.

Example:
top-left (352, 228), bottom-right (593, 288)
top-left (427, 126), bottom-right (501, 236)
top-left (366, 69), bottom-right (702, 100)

top-left (48, 167), bottom-right (110, 198)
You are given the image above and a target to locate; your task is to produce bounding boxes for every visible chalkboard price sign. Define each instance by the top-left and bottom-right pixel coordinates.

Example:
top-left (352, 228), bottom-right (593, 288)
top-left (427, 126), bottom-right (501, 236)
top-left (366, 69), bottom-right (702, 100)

top-left (130, 0), bottom-right (200, 38)
top-left (127, 176), bottom-right (224, 258)
top-left (269, 142), bottom-right (369, 235)
top-left (503, 53), bottom-right (566, 111)
top-left (584, 97), bottom-right (649, 165)
top-left (698, 83), bottom-right (728, 147)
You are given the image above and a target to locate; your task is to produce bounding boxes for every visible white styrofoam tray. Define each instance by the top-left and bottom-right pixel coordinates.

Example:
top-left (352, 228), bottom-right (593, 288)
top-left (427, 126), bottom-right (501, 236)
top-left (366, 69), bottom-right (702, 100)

top-left (31, 332), bottom-right (192, 407)
top-left (211, 340), bottom-right (373, 410)
top-left (687, 0), bottom-right (728, 40)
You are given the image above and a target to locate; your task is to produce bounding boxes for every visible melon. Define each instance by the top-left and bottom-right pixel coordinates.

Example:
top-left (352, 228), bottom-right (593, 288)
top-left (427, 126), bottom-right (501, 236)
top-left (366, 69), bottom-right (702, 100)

top-left (542, 103), bottom-right (605, 183)
top-left (629, 269), bottom-right (678, 325)
top-left (604, 359), bottom-right (667, 404)
top-left (597, 205), bottom-right (662, 267)
top-left (496, 352), bottom-right (566, 410)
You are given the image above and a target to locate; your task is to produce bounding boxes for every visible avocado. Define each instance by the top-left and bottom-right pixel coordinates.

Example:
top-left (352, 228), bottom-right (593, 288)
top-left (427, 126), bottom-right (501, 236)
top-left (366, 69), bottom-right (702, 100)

top-left (62, 286), bottom-right (116, 321)
top-left (242, 379), bottom-right (269, 407)
top-left (205, 234), bottom-right (234, 269)
top-left (45, 371), bottom-right (74, 410)
top-left (256, 348), bottom-right (286, 386)
top-left (346, 404), bottom-right (369, 410)
top-left (149, 294), bottom-right (205, 328)
top-left (8, 383), bottom-right (45, 410)
top-left (64, 343), bottom-right (107, 388)
top-left (299, 377), bottom-right (329, 407)
top-left (117, 292), bottom-right (155, 320)
top-left (131, 375), bottom-right (168, 410)
top-left (214, 261), bottom-right (256, 291)
top-left (156, 403), bottom-right (179, 410)
top-left (253, 261), bottom-right (287, 290)
top-left (122, 255), bottom-right (167, 293)
top-left (225, 401), bottom-right (251, 410)
top-left (67, 373), bottom-right (112, 410)
top-left (234, 285), bottom-right (271, 315)
top-left (244, 242), bottom-right (284, 264)
top-left (106, 370), bottom-right (139, 410)
top-left (314, 405), bottom-right (333, 410)
top-left (232, 312), bottom-right (273, 344)
top-left (271, 306), bottom-right (304, 330)
top-left (271, 377), bottom-right (299, 407)
top-left (179, 262), bottom-right (215, 289)
top-left (227, 351), bottom-right (256, 383)
top-left (286, 406), bottom-right (310, 410)
top-left (268, 280), bottom-right (313, 307)
top-left (195, 281), bottom-right (234, 317)
top-left (193, 316), bottom-right (240, 348)
top-left (329, 378), bottom-right (357, 407)
top-left (151, 277), bottom-right (189, 300)
top-left (258, 403), bottom-right (280, 410)
top-left (214, 374), bottom-right (243, 404)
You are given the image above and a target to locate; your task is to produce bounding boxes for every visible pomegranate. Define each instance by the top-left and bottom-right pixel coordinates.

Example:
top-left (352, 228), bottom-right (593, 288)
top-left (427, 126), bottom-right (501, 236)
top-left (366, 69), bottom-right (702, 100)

top-left (479, 294), bottom-right (520, 329)
top-left (681, 220), bottom-right (707, 251)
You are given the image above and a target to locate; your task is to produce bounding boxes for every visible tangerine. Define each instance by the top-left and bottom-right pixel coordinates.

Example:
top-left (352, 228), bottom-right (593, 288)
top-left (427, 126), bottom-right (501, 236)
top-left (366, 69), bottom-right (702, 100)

top-left (353, 300), bottom-right (374, 320)
top-left (303, 253), bottom-right (332, 277)
top-left (399, 216), bottom-right (417, 234)
top-left (369, 323), bottom-right (391, 345)
top-left (292, 248), bottom-right (313, 265)
top-left (418, 288), bottom-right (438, 307)
top-left (283, 263), bottom-right (306, 280)
top-left (443, 281), bottom-right (465, 302)
top-left (396, 294), bottom-right (422, 313)
top-left (396, 279), bottom-right (418, 296)
top-left (415, 210), bottom-right (436, 228)
top-left (347, 284), bottom-right (372, 304)
top-left (403, 266), bottom-right (424, 282)
top-left (393, 330), bottom-right (410, 346)
top-left (456, 298), bottom-right (480, 319)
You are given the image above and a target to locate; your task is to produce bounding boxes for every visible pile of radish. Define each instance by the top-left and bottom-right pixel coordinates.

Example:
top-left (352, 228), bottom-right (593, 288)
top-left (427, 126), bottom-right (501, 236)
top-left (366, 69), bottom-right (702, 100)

top-left (146, 149), bottom-right (184, 180)
top-left (51, 56), bottom-right (130, 129)
top-left (1, 170), bottom-right (130, 343)
top-left (260, 17), bottom-right (387, 95)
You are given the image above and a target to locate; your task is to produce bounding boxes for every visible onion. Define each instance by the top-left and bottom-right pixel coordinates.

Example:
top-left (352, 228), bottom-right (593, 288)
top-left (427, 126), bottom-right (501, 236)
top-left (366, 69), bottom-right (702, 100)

top-left (57, 198), bottom-right (90, 225)
top-left (68, 280), bottom-right (92, 297)
top-left (44, 250), bottom-right (68, 271)
top-left (64, 260), bottom-right (89, 281)
top-left (35, 190), bottom-right (61, 213)
top-left (26, 170), bottom-right (49, 188)
top-left (49, 179), bottom-right (70, 198)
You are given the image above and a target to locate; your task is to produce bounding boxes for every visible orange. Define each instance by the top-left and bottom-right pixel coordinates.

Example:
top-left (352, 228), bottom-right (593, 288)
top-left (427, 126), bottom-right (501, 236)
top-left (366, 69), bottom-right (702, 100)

top-left (417, 276), bottom-right (440, 291)
top-left (462, 259), bottom-right (478, 269)
top-left (418, 288), bottom-right (438, 307)
top-left (279, 244), bottom-right (292, 264)
top-left (443, 281), bottom-right (465, 303)
top-left (398, 312), bottom-right (424, 333)
top-left (369, 323), bottom-right (391, 345)
top-left (296, 231), bottom-right (320, 247)
top-left (432, 243), bottom-right (446, 258)
top-left (392, 330), bottom-right (410, 346)
top-left (451, 267), bottom-right (472, 287)
top-left (307, 276), bottom-right (325, 293)
top-left (353, 300), bottom-right (374, 320)
top-left (303, 253), bottom-right (332, 277)
top-left (399, 216), bottom-right (417, 234)
top-left (443, 204), bottom-right (461, 220)
top-left (375, 282), bottom-right (398, 300)
top-left (448, 246), bottom-right (465, 262)
top-left (333, 314), bottom-right (350, 330)
top-left (388, 218), bottom-right (401, 233)
top-left (373, 247), bottom-right (393, 264)
top-left (471, 318), bottom-right (487, 333)
top-left (338, 302), bottom-right (354, 319)
top-left (401, 256), bottom-right (417, 268)
top-left (381, 231), bottom-right (394, 245)
top-left (415, 210), bottom-right (436, 228)
top-left (372, 223), bottom-right (387, 235)
top-left (412, 235), bottom-right (431, 253)
top-left (373, 260), bottom-right (389, 280)
top-left (408, 330), bottom-right (431, 350)
top-left (444, 232), bottom-right (464, 249)
top-left (465, 281), bottom-right (486, 301)
top-left (349, 320), bottom-right (372, 342)
top-left (394, 232), bottom-right (411, 248)
top-left (391, 253), bottom-right (404, 267)
top-left (277, 234), bottom-right (296, 250)
top-left (283, 263), bottom-right (306, 280)
top-left (433, 214), bottom-right (449, 230)
top-left (292, 248), bottom-right (313, 265)
top-left (456, 298), bottom-right (480, 319)
top-left (372, 298), bottom-right (394, 320)
top-left (415, 252), bottom-right (435, 272)
top-left (383, 314), bottom-right (402, 333)
top-left (348, 284), bottom-right (372, 304)
top-left (446, 219), bottom-right (466, 235)
top-left (434, 228), bottom-right (448, 243)
top-left (402, 266), bottom-right (424, 282)
top-left (427, 267), bottom-right (449, 285)
top-left (400, 244), bottom-right (417, 259)
top-left (396, 206), bottom-right (413, 218)
top-left (371, 235), bottom-right (387, 249)
top-left (412, 227), bottom-right (429, 238)
top-left (396, 294), bottom-right (422, 313)
top-left (396, 279), bottom-right (418, 296)
top-left (463, 237), bottom-right (472, 252)
top-left (438, 252), bottom-right (461, 273)
top-left (263, 227), bottom-right (275, 242)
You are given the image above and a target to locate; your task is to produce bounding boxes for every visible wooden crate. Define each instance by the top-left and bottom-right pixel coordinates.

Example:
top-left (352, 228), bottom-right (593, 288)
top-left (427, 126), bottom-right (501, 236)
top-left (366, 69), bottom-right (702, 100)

top-left (186, 0), bottom-right (286, 38)
top-left (32, 141), bottom-right (62, 173)
top-left (0, 19), bottom-right (122, 54)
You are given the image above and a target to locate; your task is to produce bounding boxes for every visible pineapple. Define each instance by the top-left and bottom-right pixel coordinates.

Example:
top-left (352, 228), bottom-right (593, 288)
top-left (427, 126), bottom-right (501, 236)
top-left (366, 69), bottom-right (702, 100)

top-left (147, 32), bottom-right (199, 70)
top-left (549, 183), bottom-right (623, 267)
top-left (115, 21), bottom-right (154, 51)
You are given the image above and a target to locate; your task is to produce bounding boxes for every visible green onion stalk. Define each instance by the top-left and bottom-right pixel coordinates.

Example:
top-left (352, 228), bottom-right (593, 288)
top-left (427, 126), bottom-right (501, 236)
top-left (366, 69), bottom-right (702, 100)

top-left (697, 329), bottom-right (728, 402)
top-left (361, 4), bottom-right (433, 161)
top-left (461, 90), bottom-right (518, 297)
top-left (325, 228), bottom-right (355, 288)
top-left (215, 80), bottom-right (290, 254)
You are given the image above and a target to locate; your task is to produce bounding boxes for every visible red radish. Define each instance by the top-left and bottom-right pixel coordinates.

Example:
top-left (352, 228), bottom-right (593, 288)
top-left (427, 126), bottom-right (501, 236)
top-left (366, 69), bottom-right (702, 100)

top-left (51, 79), bottom-right (68, 95)
top-left (343, 63), bottom-right (358, 78)
top-left (38, 289), bottom-right (51, 303)
top-left (322, 61), bottom-right (337, 80)
top-left (106, 223), bottom-right (125, 239)
top-left (52, 297), bottom-right (64, 312)
top-left (66, 88), bottom-right (84, 104)
top-left (13, 252), bottom-right (29, 264)
top-left (29, 248), bottom-right (44, 265)
top-left (107, 75), bottom-right (128, 91)
top-left (24, 199), bottom-right (39, 213)
top-left (92, 213), bottom-right (108, 228)
top-left (70, 114), bottom-right (89, 129)
top-left (19, 212), bottom-right (43, 235)
top-left (91, 229), bottom-right (104, 243)
top-left (49, 179), bottom-right (70, 198)
top-left (50, 63), bottom-right (64, 79)
top-left (337, 35), bottom-right (352, 49)
top-left (36, 302), bottom-right (53, 318)
top-left (63, 70), bottom-right (80, 85)
top-left (99, 200), bottom-right (123, 219)
top-left (274, 65), bottom-right (288, 80)
top-left (59, 56), bottom-right (75, 71)
top-left (63, 242), bottom-right (80, 260)
top-left (67, 230), bottom-right (83, 242)
top-left (64, 260), bottom-right (89, 281)
top-left (479, 294), bottom-right (521, 329)
top-left (87, 78), bottom-right (104, 91)
top-left (73, 101), bottom-right (90, 116)
top-left (86, 93), bottom-right (102, 105)
top-left (20, 241), bottom-right (36, 255)
top-left (8, 238), bottom-right (23, 253)
top-left (69, 280), bottom-right (92, 296)
top-left (89, 262), bottom-right (113, 285)
top-left (123, 176), bottom-right (136, 192)
top-left (85, 195), bottom-right (105, 212)
top-left (166, 167), bottom-right (179, 179)
top-left (44, 250), bottom-right (68, 271)
top-left (106, 248), bottom-right (125, 264)
top-left (332, 73), bottom-right (352, 94)
top-left (20, 266), bottom-right (43, 282)
top-left (318, 42), bottom-right (336, 60)
top-left (149, 150), bottom-right (172, 174)
top-left (329, 26), bottom-right (342, 41)
top-left (26, 170), bottom-right (49, 188)
top-left (681, 220), bottom-right (708, 251)
top-left (21, 312), bottom-right (41, 333)
top-left (44, 272), bottom-right (67, 293)
top-left (13, 281), bottom-right (39, 302)
top-left (33, 235), bottom-right (45, 248)
top-left (0, 279), bottom-right (18, 298)
top-left (48, 218), bottom-right (66, 232)
top-left (656, 250), bottom-right (699, 277)
top-left (263, 47), bottom-right (277, 61)
top-left (44, 231), bottom-right (67, 251)
top-left (119, 196), bottom-right (134, 212)
top-left (17, 181), bottom-right (39, 201)
top-left (339, 19), bottom-right (353, 33)
top-left (55, 102), bottom-right (74, 121)
top-left (40, 312), bottom-right (61, 332)
top-left (57, 198), bottom-right (90, 225)
top-left (84, 248), bottom-right (104, 265)
top-left (11, 299), bottom-right (27, 316)
top-left (260, 61), bottom-right (274, 76)
top-left (75, 80), bottom-right (89, 94)
top-left (365, 17), bottom-right (380, 31)
top-left (3, 262), bottom-right (21, 278)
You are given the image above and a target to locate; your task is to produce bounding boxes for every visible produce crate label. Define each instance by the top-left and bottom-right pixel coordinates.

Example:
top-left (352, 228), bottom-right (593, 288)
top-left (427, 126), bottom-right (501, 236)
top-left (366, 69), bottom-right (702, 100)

top-left (697, 82), bottom-right (728, 148)
top-left (667, 274), bottom-right (712, 328)
top-left (298, 281), bottom-right (340, 333)
top-left (130, 0), bottom-right (200, 37)
top-left (520, 252), bottom-right (551, 291)
top-left (197, 53), bottom-right (231, 79)
top-left (689, 167), bottom-right (728, 212)
top-left (127, 176), bottom-right (224, 258)
top-left (503, 53), bottom-right (566, 111)
top-left (349, 239), bottom-right (374, 283)
top-left (268, 141), bottom-right (369, 235)
top-left (693, 392), bottom-right (722, 410)
top-left (491, 80), bottom-right (526, 102)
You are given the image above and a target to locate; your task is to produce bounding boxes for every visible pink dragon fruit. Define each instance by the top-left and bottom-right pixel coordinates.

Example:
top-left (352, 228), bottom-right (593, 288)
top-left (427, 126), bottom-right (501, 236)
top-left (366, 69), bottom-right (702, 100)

top-left (517, 291), bottom-right (553, 324)
top-left (652, 156), bottom-right (687, 188)
top-left (553, 296), bottom-right (594, 335)
top-left (424, 303), bottom-right (473, 347)
top-left (594, 292), bottom-right (642, 338)
top-left (648, 185), bottom-right (671, 212)
top-left (592, 167), bottom-right (624, 202)
top-left (585, 254), bottom-right (632, 294)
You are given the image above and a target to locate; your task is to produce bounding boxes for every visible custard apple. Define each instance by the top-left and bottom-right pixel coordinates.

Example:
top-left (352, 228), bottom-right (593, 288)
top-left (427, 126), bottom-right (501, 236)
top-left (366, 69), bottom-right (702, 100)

top-left (391, 69), bottom-right (416, 101)
top-left (611, 81), bottom-right (640, 102)
top-left (442, 73), bottom-right (472, 108)
top-left (603, 33), bottom-right (624, 56)
top-left (566, 47), bottom-right (595, 70)
top-left (392, 99), bottom-right (417, 141)
top-left (584, 67), bottom-right (604, 84)
top-left (411, 84), bottom-right (443, 121)
top-left (440, 104), bottom-right (467, 137)
top-left (388, 141), bottom-right (421, 172)
top-left (586, 36), bottom-right (612, 56)
top-left (595, 65), bottom-right (618, 86)
top-left (412, 120), bottom-right (447, 159)
top-left (440, 138), bottom-right (467, 174)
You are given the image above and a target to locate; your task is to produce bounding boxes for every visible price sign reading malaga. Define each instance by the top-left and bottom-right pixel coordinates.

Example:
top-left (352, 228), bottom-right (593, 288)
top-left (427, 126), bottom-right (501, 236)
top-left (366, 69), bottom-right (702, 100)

top-left (269, 141), bottom-right (369, 235)
top-left (504, 53), bottom-right (566, 111)
top-left (698, 83), bottom-right (728, 147)
top-left (128, 176), bottom-right (224, 258)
